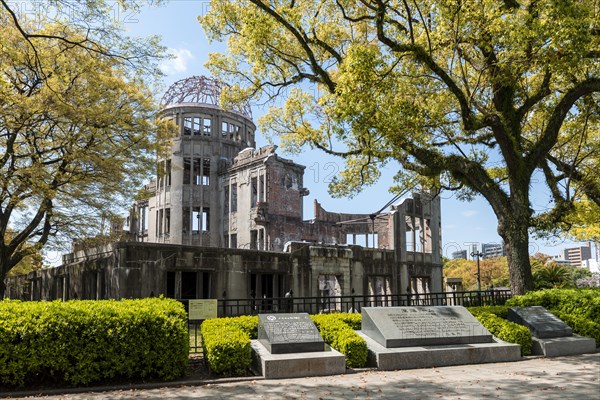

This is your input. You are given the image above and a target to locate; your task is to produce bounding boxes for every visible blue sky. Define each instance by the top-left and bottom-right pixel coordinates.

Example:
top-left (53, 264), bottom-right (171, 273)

top-left (122, 1), bottom-right (585, 259)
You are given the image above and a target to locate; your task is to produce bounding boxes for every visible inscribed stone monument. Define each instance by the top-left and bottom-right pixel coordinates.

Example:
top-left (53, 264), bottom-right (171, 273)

top-left (361, 306), bottom-right (493, 348)
top-left (507, 306), bottom-right (573, 338)
top-left (258, 313), bottom-right (324, 354)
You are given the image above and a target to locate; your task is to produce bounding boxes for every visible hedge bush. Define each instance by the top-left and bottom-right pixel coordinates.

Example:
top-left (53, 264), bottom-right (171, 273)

top-left (0, 298), bottom-right (189, 388)
top-left (311, 314), bottom-right (367, 368)
top-left (200, 317), bottom-right (256, 375)
top-left (506, 288), bottom-right (600, 345)
top-left (470, 310), bottom-right (532, 356)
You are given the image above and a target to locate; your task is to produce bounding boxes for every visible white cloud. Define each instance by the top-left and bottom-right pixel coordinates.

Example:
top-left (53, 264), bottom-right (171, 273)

top-left (159, 48), bottom-right (195, 75)
top-left (461, 210), bottom-right (478, 217)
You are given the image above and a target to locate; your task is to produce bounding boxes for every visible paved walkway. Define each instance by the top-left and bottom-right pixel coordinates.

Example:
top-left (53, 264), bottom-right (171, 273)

top-left (8, 353), bottom-right (600, 400)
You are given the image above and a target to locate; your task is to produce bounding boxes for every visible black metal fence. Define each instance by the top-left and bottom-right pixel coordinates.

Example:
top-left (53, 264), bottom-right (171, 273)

top-left (217, 289), bottom-right (511, 316)
top-left (182, 289), bottom-right (511, 353)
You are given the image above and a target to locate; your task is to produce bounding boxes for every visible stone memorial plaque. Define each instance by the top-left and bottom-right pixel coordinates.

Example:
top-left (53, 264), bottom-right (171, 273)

top-left (508, 306), bottom-right (573, 338)
top-left (258, 313), bottom-right (325, 354)
top-left (361, 306), bottom-right (493, 348)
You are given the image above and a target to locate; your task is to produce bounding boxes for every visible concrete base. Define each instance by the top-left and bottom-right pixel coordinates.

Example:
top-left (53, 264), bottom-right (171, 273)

top-left (251, 340), bottom-right (346, 379)
top-left (532, 335), bottom-right (596, 357)
top-left (358, 332), bottom-right (521, 370)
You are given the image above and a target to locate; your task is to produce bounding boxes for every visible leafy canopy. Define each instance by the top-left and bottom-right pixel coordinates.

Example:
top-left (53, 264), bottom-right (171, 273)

top-left (0, 1), bottom-right (167, 295)
top-left (200, 0), bottom-right (599, 294)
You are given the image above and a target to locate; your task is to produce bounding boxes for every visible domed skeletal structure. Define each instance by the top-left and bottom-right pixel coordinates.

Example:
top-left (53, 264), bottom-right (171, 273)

top-left (160, 75), bottom-right (252, 119)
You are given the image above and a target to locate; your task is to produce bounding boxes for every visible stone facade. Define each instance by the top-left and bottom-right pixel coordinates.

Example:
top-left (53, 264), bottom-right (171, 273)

top-left (4, 76), bottom-right (444, 306)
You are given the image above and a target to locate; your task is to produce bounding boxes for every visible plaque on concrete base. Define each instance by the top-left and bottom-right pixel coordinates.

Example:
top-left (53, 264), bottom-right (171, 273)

top-left (507, 306), bottom-right (596, 356)
top-left (508, 306), bottom-right (572, 338)
top-left (258, 313), bottom-right (324, 354)
top-left (361, 306), bottom-right (493, 348)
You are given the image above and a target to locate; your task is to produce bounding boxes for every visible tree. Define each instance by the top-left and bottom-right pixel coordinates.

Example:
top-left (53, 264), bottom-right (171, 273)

top-left (200, 0), bottom-right (599, 294)
top-left (0, 2), bottom-right (167, 297)
top-left (443, 256), bottom-right (509, 290)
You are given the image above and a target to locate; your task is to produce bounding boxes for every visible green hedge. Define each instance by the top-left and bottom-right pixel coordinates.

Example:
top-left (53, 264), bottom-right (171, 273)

top-left (506, 288), bottom-right (600, 345)
top-left (200, 317), bottom-right (257, 375)
top-left (470, 309), bottom-right (532, 356)
top-left (0, 298), bottom-right (189, 388)
top-left (311, 314), bottom-right (367, 368)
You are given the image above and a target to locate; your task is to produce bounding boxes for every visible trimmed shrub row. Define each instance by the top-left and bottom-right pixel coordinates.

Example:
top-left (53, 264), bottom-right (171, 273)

top-left (201, 313), bottom-right (366, 374)
top-left (469, 308), bottom-right (532, 356)
top-left (0, 298), bottom-right (189, 388)
top-left (200, 316), bottom-right (257, 375)
top-left (311, 314), bottom-right (368, 368)
top-left (506, 288), bottom-right (600, 345)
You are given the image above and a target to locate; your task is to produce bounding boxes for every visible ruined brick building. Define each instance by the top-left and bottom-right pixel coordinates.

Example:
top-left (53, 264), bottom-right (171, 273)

top-left (5, 76), bottom-right (444, 310)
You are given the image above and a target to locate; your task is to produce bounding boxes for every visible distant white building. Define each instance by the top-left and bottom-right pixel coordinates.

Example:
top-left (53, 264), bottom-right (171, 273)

top-left (582, 259), bottom-right (600, 274)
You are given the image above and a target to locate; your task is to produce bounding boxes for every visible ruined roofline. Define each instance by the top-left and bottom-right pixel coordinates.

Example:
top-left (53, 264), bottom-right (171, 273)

top-left (221, 145), bottom-right (306, 173)
top-left (160, 75), bottom-right (253, 120)
top-left (159, 102), bottom-right (255, 125)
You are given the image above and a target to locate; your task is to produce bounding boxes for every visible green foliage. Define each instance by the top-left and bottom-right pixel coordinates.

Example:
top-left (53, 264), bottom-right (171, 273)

top-left (472, 311), bottom-right (532, 356)
top-left (0, 1), bottom-right (168, 297)
top-left (444, 257), bottom-right (510, 290)
top-left (201, 0), bottom-right (600, 295)
top-left (533, 264), bottom-right (574, 290)
top-left (0, 298), bottom-right (188, 388)
top-left (311, 314), bottom-right (367, 368)
top-left (506, 288), bottom-right (600, 345)
top-left (200, 317), bottom-right (254, 375)
top-left (468, 306), bottom-right (510, 319)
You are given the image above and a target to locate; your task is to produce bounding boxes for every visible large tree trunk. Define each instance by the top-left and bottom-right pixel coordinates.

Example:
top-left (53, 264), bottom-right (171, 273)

top-left (499, 218), bottom-right (534, 295)
top-left (0, 263), bottom-right (6, 299)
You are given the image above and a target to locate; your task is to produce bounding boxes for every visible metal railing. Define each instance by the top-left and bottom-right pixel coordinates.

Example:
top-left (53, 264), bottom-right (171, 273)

top-left (181, 289), bottom-right (511, 353)
top-left (180, 289), bottom-right (510, 318)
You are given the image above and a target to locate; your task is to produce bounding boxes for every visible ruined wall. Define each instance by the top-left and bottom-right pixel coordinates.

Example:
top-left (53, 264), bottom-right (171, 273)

top-left (6, 242), bottom-right (425, 305)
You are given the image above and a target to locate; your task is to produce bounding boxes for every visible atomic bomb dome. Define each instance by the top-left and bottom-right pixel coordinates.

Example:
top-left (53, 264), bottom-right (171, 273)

top-left (160, 75), bottom-right (252, 119)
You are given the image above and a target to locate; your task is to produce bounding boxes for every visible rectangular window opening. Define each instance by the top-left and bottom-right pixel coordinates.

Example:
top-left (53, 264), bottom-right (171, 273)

top-left (202, 208), bottom-right (210, 232)
top-left (192, 117), bottom-right (201, 135)
top-left (202, 158), bottom-right (210, 185)
top-left (164, 208), bottom-right (170, 235)
top-left (184, 158), bottom-right (191, 184)
top-left (183, 207), bottom-right (190, 234)
top-left (203, 118), bottom-right (212, 136)
top-left (192, 207), bottom-right (200, 233)
top-left (231, 184), bottom-right (238, 212)
top-left (183, 117), bottom-right (192, 135)
top-left (251, 176), bottom-right (258, 208)
top-left (193, 159), bottom-right (202, 185)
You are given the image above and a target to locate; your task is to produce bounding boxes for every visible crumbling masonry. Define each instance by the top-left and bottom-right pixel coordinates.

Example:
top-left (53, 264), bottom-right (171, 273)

top-left (5, 76), bottom-right (443, 310)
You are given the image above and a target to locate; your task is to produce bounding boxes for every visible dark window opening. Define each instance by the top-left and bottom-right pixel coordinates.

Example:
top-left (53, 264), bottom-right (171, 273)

top-left (193, 159), bottom-right (201, 185)
top-left (231, 184), bottom-right (238, 212)
top-left (201, 272), bottom-right (212, 299)
top-left (164, 208), bottom-right (170, 235)
top-left (184, 158), bottom-right (191, 184)
top-left (166, 271), bottom-right (176, 298)
top-left (202, 208), bottom-right (210, 232)
top-left (251, 177), bottom-right (258, 208)
top-left (230, 233), bottom-right (237, 249)
top-left (259, 174), bottom-right (265, 202)
top-left (250, 229), bottom-right (258, 250)
top-left (181, 271), bottom-right (197, 299)
top-left (182, 207), bottom-right (190, 234)
top-left (165, 159), bottom-right (171, 186)
top-left (224, 185), bottom-right (229, 214)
